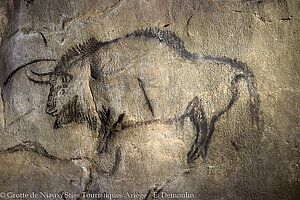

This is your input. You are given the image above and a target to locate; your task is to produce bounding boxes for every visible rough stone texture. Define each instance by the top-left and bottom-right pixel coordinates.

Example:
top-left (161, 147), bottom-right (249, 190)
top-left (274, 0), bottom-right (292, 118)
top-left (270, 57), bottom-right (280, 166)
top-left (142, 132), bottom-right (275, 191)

top-left (0, 0), bottom-right (299, 199)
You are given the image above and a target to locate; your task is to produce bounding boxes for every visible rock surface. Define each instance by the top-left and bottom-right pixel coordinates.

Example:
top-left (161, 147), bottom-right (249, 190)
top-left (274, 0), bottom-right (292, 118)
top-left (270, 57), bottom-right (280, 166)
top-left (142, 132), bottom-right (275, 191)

top-left (0, 0), bottom-right (299, 199)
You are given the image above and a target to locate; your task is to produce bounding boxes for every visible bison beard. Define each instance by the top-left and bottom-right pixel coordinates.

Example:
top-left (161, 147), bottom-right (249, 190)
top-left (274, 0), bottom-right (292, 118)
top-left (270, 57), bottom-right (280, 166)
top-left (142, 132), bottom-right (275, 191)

top-left (53, 95), bottom-right (98, 131)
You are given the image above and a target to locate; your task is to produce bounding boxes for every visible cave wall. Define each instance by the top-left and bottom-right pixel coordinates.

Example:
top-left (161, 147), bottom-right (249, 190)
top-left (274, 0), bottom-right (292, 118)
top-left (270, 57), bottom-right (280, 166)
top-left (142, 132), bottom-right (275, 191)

top-left (0, 0), bottom-right (299, 199)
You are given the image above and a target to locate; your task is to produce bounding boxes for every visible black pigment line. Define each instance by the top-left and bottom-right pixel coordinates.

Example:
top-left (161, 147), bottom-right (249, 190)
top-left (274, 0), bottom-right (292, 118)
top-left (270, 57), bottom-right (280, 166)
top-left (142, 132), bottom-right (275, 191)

top-left (203, 55), bottom-right (260, 130)
top-left (100, 107), bottom-right (111, 131)
top-left (203, 55), bottom-right (252, 76)
top-left (100, 28), bottom-right (199, 61)
top-left (182, 73), bottom-right (252, 162)
top-left (112, 113), bottom-right (125, 130)
top-left (4, 59), bottom-right (56, 85)
top-left (181, 97), bottom-right (209, 163)
top-left (96, 106), bottom-right (112, 153)
top-left (0, 141), bottom-right (57, 160)
top-left (130, 28), bottom-right (199, 61)
top-left (103, 114), bottom-right (125, 152)
top-left (0, 141), bottom-right (94, 163)
top-left (137, 78), bottom-right (154, 117)
top-left (30, 70), bottom-right (53, 76)
top-left (203, 74), bottom-right (244, 157)
top-left (27, 75), bottom-right (51, 85)
top-left (109, 147), bottom-right (121, 176)
top-left (39, 32), bottom-right (48, 47)
top-left (1, 85), bottom-right (6, 129)
top-left (120, 118), bottom-right (178, 130)
top-left (99, 113), bottom-right (125, 153)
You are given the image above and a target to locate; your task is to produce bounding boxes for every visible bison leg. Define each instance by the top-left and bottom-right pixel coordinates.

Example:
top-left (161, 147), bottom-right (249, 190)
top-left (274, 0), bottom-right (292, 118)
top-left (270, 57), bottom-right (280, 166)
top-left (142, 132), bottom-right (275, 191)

top-left (97, 105), bottom-right (125, 153)
top-left (180, 96), bottom-right (208, 163)
top-left (203, 74), bottom-right (243, 159)
top-left (183, 74), bottom-right (243, 163)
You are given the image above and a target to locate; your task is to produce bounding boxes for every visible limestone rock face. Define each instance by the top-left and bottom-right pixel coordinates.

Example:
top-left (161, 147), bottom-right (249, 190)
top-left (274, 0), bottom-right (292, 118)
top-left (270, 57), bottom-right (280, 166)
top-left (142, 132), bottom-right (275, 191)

top-left (0, 0), bottom-right (299, 199)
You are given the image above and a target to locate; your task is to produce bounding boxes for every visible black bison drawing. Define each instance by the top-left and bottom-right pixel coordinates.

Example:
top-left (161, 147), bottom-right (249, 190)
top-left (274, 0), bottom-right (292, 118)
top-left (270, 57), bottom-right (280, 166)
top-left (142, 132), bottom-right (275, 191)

top-left (21, 28), bottom-right (260, 163)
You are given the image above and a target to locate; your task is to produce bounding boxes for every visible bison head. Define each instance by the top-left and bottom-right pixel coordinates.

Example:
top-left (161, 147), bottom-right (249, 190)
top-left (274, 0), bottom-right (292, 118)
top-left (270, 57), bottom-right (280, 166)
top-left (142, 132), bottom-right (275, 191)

top-left (27, 69), bottom-right (73, 116)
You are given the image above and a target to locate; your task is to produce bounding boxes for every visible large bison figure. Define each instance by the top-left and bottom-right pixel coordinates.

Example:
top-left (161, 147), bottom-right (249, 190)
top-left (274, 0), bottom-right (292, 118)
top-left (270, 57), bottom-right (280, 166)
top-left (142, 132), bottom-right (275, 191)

top-left (25, 28), bottom-right (260, 163)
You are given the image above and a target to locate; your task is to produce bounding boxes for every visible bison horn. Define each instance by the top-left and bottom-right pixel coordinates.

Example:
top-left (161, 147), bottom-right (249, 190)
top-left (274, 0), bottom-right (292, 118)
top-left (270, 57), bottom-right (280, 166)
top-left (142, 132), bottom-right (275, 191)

top-left (27, 70), bottom-right (51, 84)
top-left (30, 70), bottom-right (53, 76)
